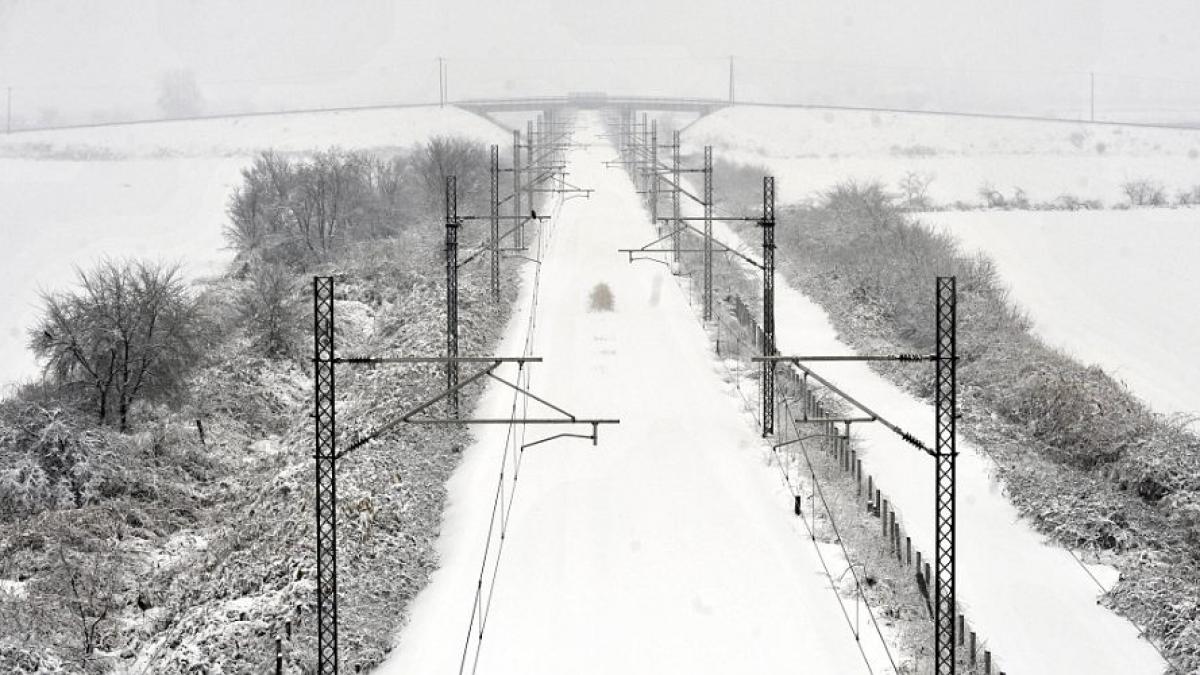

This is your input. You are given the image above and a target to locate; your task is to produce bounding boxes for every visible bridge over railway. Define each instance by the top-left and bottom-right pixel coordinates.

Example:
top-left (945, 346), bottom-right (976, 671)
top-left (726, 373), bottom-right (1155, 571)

top-left (453, 92), bottom-right (730, 122)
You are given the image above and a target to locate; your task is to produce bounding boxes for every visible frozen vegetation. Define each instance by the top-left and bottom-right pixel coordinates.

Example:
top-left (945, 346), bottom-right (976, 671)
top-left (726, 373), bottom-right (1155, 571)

top-left (0, 109), bottom-right (512, 673)
top-left (2, 102), bottom-right (1197, 674)
top-left (708, 153), bottom-right (1197, 671)
top-left (0, 106), bottom-right (508, 393)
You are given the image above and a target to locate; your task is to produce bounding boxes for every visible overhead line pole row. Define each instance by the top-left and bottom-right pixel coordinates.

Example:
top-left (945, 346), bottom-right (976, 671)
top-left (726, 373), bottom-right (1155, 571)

top-left (610, 110), bottom-right (774, 432)
top-left (311, 110), bottom-right (614, 673)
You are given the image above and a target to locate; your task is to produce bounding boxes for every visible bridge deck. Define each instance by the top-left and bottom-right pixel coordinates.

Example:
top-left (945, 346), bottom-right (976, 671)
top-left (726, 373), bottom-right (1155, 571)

top-left (454, 94), bottom-right (730, 114)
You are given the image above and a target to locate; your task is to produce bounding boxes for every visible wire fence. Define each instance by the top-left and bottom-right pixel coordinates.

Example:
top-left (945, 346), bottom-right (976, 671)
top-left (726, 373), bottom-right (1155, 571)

top-left (724, 293), bottom-right (1011, 675)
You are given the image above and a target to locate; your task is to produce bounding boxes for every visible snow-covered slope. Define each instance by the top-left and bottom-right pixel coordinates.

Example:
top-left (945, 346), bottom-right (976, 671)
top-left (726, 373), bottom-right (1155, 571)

top-left (0, 106), bottom-right (506, 158)
top-left (690, 105), bottom-right (1200, 158)
top-left (687, 105), bottom-right (1200, 205)
top-left (0, 105), bottom-right (508, 393)
top-left (379, 114), bottom-right (895, 674)
top-left (924, 208), bottom-right (1200, 421)
top-left (695, 205), bottom-right (1168, 675)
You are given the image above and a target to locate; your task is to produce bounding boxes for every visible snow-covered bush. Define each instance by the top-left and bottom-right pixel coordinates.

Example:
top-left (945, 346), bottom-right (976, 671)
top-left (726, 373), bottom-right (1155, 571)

top-left (0, 397), bottom-right (108, 516)
top-left (237, 261), bottom-right (304, 359)
top-left (1175, 185), bottom-right (1200, 207)
top-left (977, 181), bottom-right (1006, 208)
top-left (995, 360), bottom-right (1152, 469)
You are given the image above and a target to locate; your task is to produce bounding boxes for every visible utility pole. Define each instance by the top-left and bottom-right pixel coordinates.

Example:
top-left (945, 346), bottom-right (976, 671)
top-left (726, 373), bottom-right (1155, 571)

top-left (729, 56), bottom-right (735, 104)
top-left (641, 113), bottom-right (649, 195)
top-left (490, 145), bottom-right (501, 303)
top-left (313, 277), bottom-right (338, 675)
top-left (445, 176), bottom-right (460, 418)
top-left (1090, 71), bottom-right (1095, 122)
top-left (650, 119), bottom-right (659, 233)
top-left (513, 129), bottom-right (523, 253)
top-left (311, 136), bottom-right (607, 671)
top-left (437, 58), bottom-right (444, 108)
top-left (703, 145), bottom-right (714, 321)
top-left (933, 276), bottom-right (958, 675)
top-left (760, 177), bottom-right (776, 436)
top-left (672, 130), bottom-right (682, 262)
top-left (523, 119), bottom-right (534, 249)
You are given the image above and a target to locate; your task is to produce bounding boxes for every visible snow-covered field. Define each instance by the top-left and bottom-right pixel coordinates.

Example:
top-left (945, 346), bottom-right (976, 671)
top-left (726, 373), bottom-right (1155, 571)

top-left (687, 105), bottom-right (1200, 205)
top-left (381, 114), bottom-right (895, 674)
top-left (0, 106), bottom-right (507, 393)
top-left (0, 106), bottom-right (507, 158)
top-left (924, 208), bottom-right (1200, 422)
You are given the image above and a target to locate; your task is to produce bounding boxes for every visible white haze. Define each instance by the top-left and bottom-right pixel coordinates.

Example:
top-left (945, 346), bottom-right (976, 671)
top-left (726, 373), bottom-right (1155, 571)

top-left (2, 0), bottom-right (1200, 126)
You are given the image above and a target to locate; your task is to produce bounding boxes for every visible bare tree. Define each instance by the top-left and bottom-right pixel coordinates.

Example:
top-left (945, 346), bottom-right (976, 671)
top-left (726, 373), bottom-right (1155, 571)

top-left (290, 151), bottom-right (370, 259)
top-left (414, 136), bottom-right (488, 212)
top-left (29, 260), bottom-right (202, 431)
top-left (57, 546), bottom-right (119, 658)
top-left (225, 148), bottom-right (472, 270)
top-left (226, 153), bottom-right (289, 253)
top-left (1122, 179), bottom-right (1167, 207)
top-left (897, 171), bottom-right (935, 210)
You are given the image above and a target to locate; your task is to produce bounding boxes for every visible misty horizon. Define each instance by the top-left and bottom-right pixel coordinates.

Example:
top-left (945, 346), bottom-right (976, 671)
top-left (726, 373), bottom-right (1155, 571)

top-left (3, 0), bottom-right (1200, 128)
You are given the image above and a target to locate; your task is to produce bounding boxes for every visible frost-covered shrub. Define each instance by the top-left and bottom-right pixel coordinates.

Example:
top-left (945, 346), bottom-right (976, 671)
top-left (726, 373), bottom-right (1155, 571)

top-left (805, 181), bottom-right (1007, 347)
top-left (237, 261), bottom-right (303, 358)
top-left (1055, 194), bottom-right (1084, 210)
top-left (1176, 185), bottom-right (1200, 206)
top-left (995, 360), bottom-right (1152, 469)
top-left (0, 399), bottom-right (107, 516)
top-left (978, 182), bottom-right (1006, 208)
top-left (0, 457), bottom-right (73, 516)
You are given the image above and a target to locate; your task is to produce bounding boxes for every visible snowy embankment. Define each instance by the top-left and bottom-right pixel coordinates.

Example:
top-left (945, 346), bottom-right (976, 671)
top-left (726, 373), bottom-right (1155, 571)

top-left (380, 113), bottom-right (894, 674)
top-left (687, 104), bottom-right (1200, 206)
top-left (924, 208), bottom-right (1200, 422)
top-left (682, 196), bottom-right (1169, 671)
top-left (0, 106), bottom-right (507, 393)
top-left (690, 104), bottom-right (1200, 424)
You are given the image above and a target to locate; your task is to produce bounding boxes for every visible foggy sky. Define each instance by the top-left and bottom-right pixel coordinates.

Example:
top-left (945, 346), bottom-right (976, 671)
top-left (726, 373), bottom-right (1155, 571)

top-left (2, 0), bottom-right (1199, 124)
